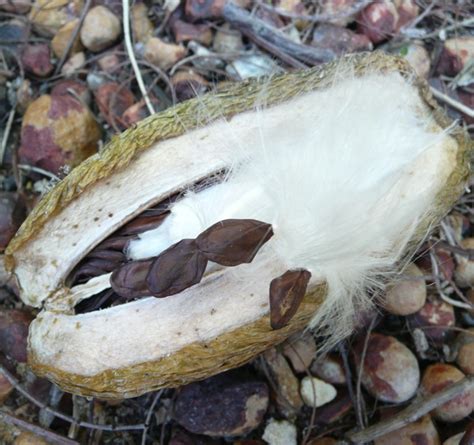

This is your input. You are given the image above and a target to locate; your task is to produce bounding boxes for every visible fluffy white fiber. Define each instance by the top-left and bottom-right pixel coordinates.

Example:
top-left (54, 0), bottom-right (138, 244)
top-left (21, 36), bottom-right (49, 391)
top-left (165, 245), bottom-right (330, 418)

top-left (128, 71), bottom-right (452, 347)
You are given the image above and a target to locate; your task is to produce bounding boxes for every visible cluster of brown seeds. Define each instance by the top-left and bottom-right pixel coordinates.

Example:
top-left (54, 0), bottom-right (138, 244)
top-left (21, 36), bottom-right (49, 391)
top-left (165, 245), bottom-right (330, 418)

top-left (75, 211), bottom-right (312, 330)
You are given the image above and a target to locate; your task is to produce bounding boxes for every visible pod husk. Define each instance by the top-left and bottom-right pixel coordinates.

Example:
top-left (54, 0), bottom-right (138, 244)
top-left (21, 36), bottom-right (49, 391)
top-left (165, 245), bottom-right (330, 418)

top-left (6, 52), bottom-right (473, 398)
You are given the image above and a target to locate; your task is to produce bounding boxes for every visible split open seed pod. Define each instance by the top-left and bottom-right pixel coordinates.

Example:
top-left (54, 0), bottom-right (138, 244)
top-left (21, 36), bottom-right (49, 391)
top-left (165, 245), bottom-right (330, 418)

top-left (6, 52), bottom-right (472, 399)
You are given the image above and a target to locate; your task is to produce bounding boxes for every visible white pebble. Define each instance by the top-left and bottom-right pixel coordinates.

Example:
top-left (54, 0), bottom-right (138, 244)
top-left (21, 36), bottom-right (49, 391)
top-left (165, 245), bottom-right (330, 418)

top-left (300, 376), bottom-right (337, 407)
top-left (262, 419), bottom-right (297, 445)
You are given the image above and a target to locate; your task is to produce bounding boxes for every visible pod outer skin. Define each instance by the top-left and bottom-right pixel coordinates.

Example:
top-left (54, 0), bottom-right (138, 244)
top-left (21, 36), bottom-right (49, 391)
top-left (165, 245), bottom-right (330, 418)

top-left (6, 52), bottom-right (473, 398)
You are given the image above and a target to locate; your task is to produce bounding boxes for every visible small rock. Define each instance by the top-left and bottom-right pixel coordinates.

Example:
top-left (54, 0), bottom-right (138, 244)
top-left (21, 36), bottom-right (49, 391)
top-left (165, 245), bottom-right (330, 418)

top-left (319, 0), bottom-right (360, 26)
top-left (353, 333), bottom-right (420, 403)
top-left (171, 71), bottom-right (208, 102)
top-left (21, 44), bottom-right (54, 77)
top-left (282, 332), bottom-right (317, 373)
top-left (80, 5), bottom-right (121, 52)
top-left (357, 0), bottom-right (398, 44)
top-left (61, 51), bottom-right (86, 76)
top-left (97, 53), bottom-right (121, 74)
top-left (400, 42), bottom-right (431, 78)
top-left (312, 24), bottom-right (372, 56)
top-left (0, 370), bottom-right (13, 403)
top-left (420, 364), bottom-right (474, 422)
top-left (416, 246), bottom-right (455, 282)
top-left (300, 376), bottom-right (337, 407)
top-left (51, 79), bottom-right (90, 106)
top-left (0, 19), bottom-right (28, 46)
top-left (0, 0), bottom-right (31, 14)
top-left (310, 354), bottom-right (346, 385)
top-left (86, 72), bottom-right (109, 91)
top-left (383, 263), bottom-right (426, 316)
top-left (174, 369), bottom-right (268, 437)
top-left (19, 94), bottom-right (101, 174)
top-left (437, 37), bottom-right (474, 77)
top-left (394, 0), bottom-right (419, 31)
top-left (188, 41), bottom-right (225, 72)
top-left (15, 79), bottom-right (36, 114)
top-left (410, 296), bottom-right (455, 345)
top-left (213, 23), bottom-right (244, 53)
top-left (184, 0), bottom-right (224, 21)
top-left (122, 98), bottom-right (159, 127)
top-left (144, 37), bottom-right (186, 71)
top-left (172, 20), bottom-right (213, 46)
top-left (454, 238), bottom-right (474, 287)
top-left (262, 348), bottom-right (303, 412)
top-left (169, 427), bottom-right (221, 445)
top-left (95, 82), bottom-right (135, 129)
top-left (455, 327), bottom-right (474, 375)
top-left (226, 54), bottom-right (279, 80)
top-left (131, 2), bottom-right (154, 44)
top-left (29, 0), bottom-right (83, 36)
top-left (443, 433), bottom-right (464, 445)
top-left (51, 19), bottom-right (84, 59)
top-left (0, 193), bottom-right (27, 251)
top-left (14, 432), bottom-right (50, 445)
top-left (262, 419), bottom-right (297, 445)
top-left (312, 392), bottom-right (352, 424)
top-left (0, 309), bottom-right (33, 363)
top-left (374, 415), bottom-right (440, 445)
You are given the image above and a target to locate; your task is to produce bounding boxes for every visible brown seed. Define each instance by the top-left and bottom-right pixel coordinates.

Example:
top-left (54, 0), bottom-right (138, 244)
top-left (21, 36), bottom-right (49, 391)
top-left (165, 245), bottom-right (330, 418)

top-left (110, 258), bottom-right (153, 299)
top-left (270, 269), bottom-right (311, 330)
top-left (196, 219), bottom-right (273, 266)
top-left (146, 239), bottom-right (208, 298)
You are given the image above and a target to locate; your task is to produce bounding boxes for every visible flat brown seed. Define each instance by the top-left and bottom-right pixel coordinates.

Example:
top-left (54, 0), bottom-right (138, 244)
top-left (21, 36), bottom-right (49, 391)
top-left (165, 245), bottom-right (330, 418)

top-left (270, 269), bottom-right (312, 330)
top-left (196, 219), bottom-right (273, 266)
top-left (146, 239), bottom-right (208, 298)
top-left (110, 258), bottom-right (153, 299)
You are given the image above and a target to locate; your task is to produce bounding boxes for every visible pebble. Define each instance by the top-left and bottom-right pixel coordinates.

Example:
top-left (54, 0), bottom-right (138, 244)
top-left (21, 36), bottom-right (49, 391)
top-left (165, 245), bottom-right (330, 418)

top-left (21, 43), bottom-right (54, 77)
top-left (383, 263), bottom-right (427, 316)
top-left (29, 0), bottom-right (83, 36)
top-left (310, 354), bottom-right (346, 385)
top-left (437, 36), bottom-right (474, 76)
top-left (80, 5), bottom-right (121, 52)
top-left (374, 415), bottom-right (440, 445)
top-left (51, 19), bottom-right (84, 59)
top-left (94, 82), bottom-right (135, 129)
top-left (61, 51), bottom-right (85, 76)
top-left (353, 333), bottom-right (420, 403)
top-left (357, 0), bottom-right (398, 44)
top-left (0, 0), bottom-right (31, 14)
top-left (300, 376), bottom-right (337, 407)
top-left (213, 23), bottom-right (244, 53)
top-left (420, 364), bottom-right (474, 422)
top-left (312, 24), bottom-right (372, 56)
top-left (262, 419), bottom-right (297, 445)
top-left (0, 309), bottom-right (33, 363)
top-left (174, 369), bottom-right (269, 437)
top-left (144, 37), bottom-right (186, 70)
top-left (172, 20), bottom-right (213, 46)
top-left (19, 93), bottom-right (100, 174)
top-left (0, 193), bottom-right (27, 251)
top-left (131, 3), bottom-right (154, 44)
top-left (282, 332), bottom-right (317, 373)
top-left (410, 296), bottom-right (455, 345)
top-left (226, 54), bottom-right (279, 80)
top-left (263, 348), bottom-right (303, 412)
top-left (171, 70), bottom-right (209, 102)
top-left (454, 238), bottom-right (474, 287)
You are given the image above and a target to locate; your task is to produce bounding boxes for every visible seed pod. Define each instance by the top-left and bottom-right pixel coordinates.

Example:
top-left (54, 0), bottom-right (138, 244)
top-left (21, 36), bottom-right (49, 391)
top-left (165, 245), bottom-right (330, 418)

top-left (5, 53), bottom-right (471, 399)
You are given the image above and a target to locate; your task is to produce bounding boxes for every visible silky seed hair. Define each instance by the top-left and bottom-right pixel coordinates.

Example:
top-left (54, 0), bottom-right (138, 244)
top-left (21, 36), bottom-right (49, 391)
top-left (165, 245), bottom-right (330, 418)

top-left (127, 63), bottom-right (454, 350)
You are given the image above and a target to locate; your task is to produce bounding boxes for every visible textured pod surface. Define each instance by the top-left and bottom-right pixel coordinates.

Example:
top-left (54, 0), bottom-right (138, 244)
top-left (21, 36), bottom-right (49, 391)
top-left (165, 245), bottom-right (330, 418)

top-left (5, 52), bottom-right (472, 398)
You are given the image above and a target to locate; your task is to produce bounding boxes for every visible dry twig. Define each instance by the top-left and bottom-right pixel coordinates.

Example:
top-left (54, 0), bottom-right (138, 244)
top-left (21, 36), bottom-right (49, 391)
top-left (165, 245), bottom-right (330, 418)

top-left (338, 375), bottom-right (474, 444)
top-left (123, 0), bottom-right (155, 114)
